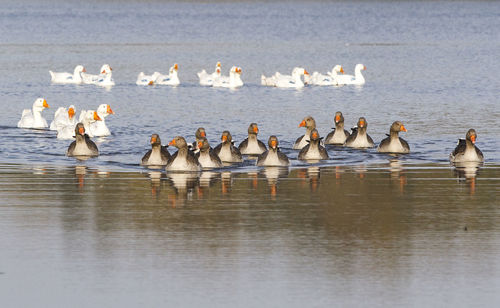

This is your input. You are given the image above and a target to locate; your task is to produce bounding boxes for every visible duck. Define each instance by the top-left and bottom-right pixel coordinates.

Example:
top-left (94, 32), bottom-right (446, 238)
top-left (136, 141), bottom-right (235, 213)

top-left (50, 105), bottom-right (76, 131)
top-left (298, 129), bottom-right (329, 160)
top-left (449, 129), bottom-right (484, 163)
top-left (273, 67), bottom-right (310, 88)
top-left (88, 104), bottom-right (114, 137)
top-left (195, 137), bottom-right (223, 168)
top-left (166, 136), bottom-right (202, 172)
top-left (17, 98), bottom-right (50, 129)
top-left (190, 127), bottom-right (207, 153)
top-left (307, 65), bottom-right (344, 86)
top-left (198, 62), bottom-right (221, 86)
top-left (141, 134), bottom-right (171, 167)
top-left (81, 64), bottom-right (113, 85)
top-left (213, 66), bottom-right (243, 88)
top-left (155, 63), bottom-right (180, 86)
top-left (325, 111), bottom-right (350, 145)
top-left (76, 110), bottom-right (102, 138)
top-left (256, 136), bottom-right (290, 166)
top-left (238, 123), bottom-right (267, 155)
top-left (345, 117), bottom-right (374, 148)
top-left (213, 131), bottom-right (243, 163)
top-left (377, 121), bottom-right (410, 154)
top-left (66, 123), bottom-right (99, 157)
top-left (136, 71), bottom-right (161, 86)
top-left (293, 116), bottom-right (316, 149)
top-left (336, 64), bottom-right (366, 85)
top-left (49, 65), bottom-right (86, 84)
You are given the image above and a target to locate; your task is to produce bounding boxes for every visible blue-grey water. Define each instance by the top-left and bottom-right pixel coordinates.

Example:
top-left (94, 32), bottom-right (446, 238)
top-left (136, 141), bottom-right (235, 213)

top-left (1, 0), bottom-right (499, 307)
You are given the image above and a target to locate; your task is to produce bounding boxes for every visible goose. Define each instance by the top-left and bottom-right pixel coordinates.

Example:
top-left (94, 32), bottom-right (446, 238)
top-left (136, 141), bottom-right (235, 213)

top-left (195, 137), bottom-right (223, 169)
top-left (298, 129), bottom-right (329, 160)
top-left (136, 71), bottom-right (161, 86)
top-left (76, 110), bottom-right (102, 138)
top-left (166, 136), bottom-right (202, 172)
top-left (88, 104), bottom-right (114, 137)
top-left (377, 121), bottom-right (410, 154)
top-left (49, 65), bottom-right (86, 84)
top-left (81, 64), bottom-right (113, 85)
top-left (293, 116), bottom-right (316, 149)
top-left (198, 62), bottom-right (221, 86)
top-left (345, 117), bottom-right (374, 148)
top-left (272, 67), bottom-right (309, 88)
top-left (50, 105), bottom-right (76, 131)
top-left (190, 127), bottom-right (207, 153)
top-left (336, 63), bottom-right (366, 85)
top-left (155, 63), bottom-right (180, 86)
top-left (256, 136), bottom-right (290, 167)
top-left (213, 66), bottom-right (243, 88)
top-left (141, 134), bottom-right (171, 167)
top-left (308, 65), bottom-right (344, 86)
top-left (66, 123), bottom-right (99, 157)
top-left (17, 98), bottom-right (50, 129)
top-left (213, 131), bottom-right (243, 163)
top-left (450, 129), bottom-right (484, 163)
top-left (238, 123), bottom-right (267, 155)
top-left (325, 111), bottom-right (350, 145)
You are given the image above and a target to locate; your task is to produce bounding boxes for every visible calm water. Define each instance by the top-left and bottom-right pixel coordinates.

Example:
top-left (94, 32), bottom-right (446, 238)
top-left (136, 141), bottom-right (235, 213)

top-left (1, 0), bottom-right (499, 306)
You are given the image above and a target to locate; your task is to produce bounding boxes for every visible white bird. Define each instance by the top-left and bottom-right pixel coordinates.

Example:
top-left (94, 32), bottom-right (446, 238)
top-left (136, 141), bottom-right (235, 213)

top-left (89, 104), bottom-right (114, 137)
top-left (336, 63), bottom-right (366, 85)
top-left (76, 110), bottom-right (102, 138)
top-left (155, 63), bottom-right (180, 86)
top-left (50, 105), bottom-right (76, 131)
top-left (213, 66), bottom-right (243, 88)
top-left (18, 98), bottom-right (50, 129)
top-left (198, 62), bottom-right (221, 86)
top-left (274, 67), bottom-right (309, 88)
top-left (136, 71), bottom-right (161, 86)
top-left (81, 64), bottom-right (114, 86)
top-left (49, 65), bottom-right (86, 84)
top-left (307, 65), bottom-right (344, 86)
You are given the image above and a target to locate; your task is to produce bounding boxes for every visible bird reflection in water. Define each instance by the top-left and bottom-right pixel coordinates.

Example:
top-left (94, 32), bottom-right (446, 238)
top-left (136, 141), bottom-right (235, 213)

top-left (32, 166), bottom-right (47, 175)
top-left (354, 164), bottom-right (367, 180)
top-left (248, 171), bottom-right (258, 190)
top-left (297, 166), bottom-right (321, 192)
top-left (198, 171), bottom-right (218, 199)
top-left (453, 161), bottom-right (482, 195)
top-left (221, 171), bottom-right (232, 195)
top-left (166, 172), bottom-right (199, 206)
top-left (262, 167), bottom-right (289, 198)
top-left (388, 159), bottom-right (407, 193)
top-left (148, 171), bottom-right (162, 197)
top-left (75, 165), bottom-right (86, 190)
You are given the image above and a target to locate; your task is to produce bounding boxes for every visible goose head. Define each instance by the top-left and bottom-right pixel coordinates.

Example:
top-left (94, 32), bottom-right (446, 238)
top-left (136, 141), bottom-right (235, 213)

top-left (355, 64), bottom-right (366, 72)
top-left (466, 129), bottom-right (477, 144)
top-left (150, 133), bottom-right (162, 146)
top-left (332, 65), bottom-right (344, 74)
top-left (334, 111), bottom-right (344, 125)
top-left (168, 136), bottom-right (188, 149)
top-left (75, 122), bottom-right (86, 136)
top-left (68, 105), bottom-right (76, 120)
top-left (97, 104), bottom-right (114, 118)
top-left (195, 127), bottom-right (206, 139)
top-left (73, 65), bottom-right (86, 75)
top-left (247, 123), bottom-right (259, 136)
top-left (100, 64), bottom-right (112, 74)
top-left (197, 137), bottom-right (211, 152)
top-left (298, 116), bottom-right (316, 130)
top-left (32, 98), bottom-right (49, 112)
top-left (220, 130), bottom-right (233, 144)
top-left (268, 135), bottom-right (279, 150)
top-left (390, 121), bottom-right (407, 134)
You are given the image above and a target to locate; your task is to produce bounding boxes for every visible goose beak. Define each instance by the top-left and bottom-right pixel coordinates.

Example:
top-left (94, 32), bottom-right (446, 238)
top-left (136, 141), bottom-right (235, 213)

top-left (271, 140), bottom-right (277, 148)
top-left (198, 141), bottom-right (203, 148)
top-left (174, 63), bottom-right (178, 70)
top-left (335, 115), bottom-right (341, 123)
top-left (359, 120), bottom-right (365, 127)
top-left (363, 65), bottom-right (367, 70)
top-left (151, 137), bottom-right (157, 144)
top-left (78, 127), bottom-right (85, 135)
top-left (470, 135), bottom-right (476, 144)
top-left (400, 125), bottom-right (407, 132)
top-left (299, 120), bottom-right (306, 127)
top-left (222, 135), bottom-right (227, 142)
top-left (304, 69), bottom-right (309, 75)
top-left (253, 126), bottom-right (259, 133)
top-left (217, 62), bottom-right (221, 67)
top-left (169, 139), bottom-right (176, 146)
top-left (93, 111), bottom-right (101, 121)
top-left (107, 105), bottom-right (114, 114)
top-left (148, 80), bottom-right (154, 86)
top-left (200, 131), bottom-right (206, 137)
top-left (68, 107), bottom-right (75, 119)
top-left (43, 99), bottom-right (49, 108)
top-left (82, 68), bottom-right (87, 73)
top-left (101, 70), bottom-right (106, 74)
top-left (312, 132), bottom-right (318, 139)
top-left (340, 67), bottom-right (344, 74)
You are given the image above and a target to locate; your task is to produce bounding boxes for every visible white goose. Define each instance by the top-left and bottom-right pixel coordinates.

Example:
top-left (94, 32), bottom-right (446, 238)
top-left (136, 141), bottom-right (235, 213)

top-left (274, 67), bottom-right (309, 88)
top-left (50, 105), bottom-right (76, 131)
top-left (49, 65), bottom-right (86, 84)
top-left (89, 104), bottom-right (114, 137)
top-left (18, 98), bottom-right (50, 129)
top-left (198, 62), bottom-right (221, 86)
top-left (136, 71), bottom-right (161, 86)
top-left (81, 64), bottom-right (114, 86)
top-left (213, 66), bottom-right (243, 88)
top-left (76, 110), bottom-right (102, 138)
top-left (155, 63), bottom-right (180, 86)
top-left (308, 65), bottom-right (344, 86)
top-left (336, 63), bottom-right (366, 85)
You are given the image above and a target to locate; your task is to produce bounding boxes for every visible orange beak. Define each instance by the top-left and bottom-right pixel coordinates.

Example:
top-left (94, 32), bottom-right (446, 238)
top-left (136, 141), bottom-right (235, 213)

top-left (82, 68), bottom-right (87, 73)
top-left (148, 80), bottom-right (154, 86)
top-left (299, 120), bottom-right (306, 127)
top-left (68, 107), bottom-right (75, 119)
top-left (335, 115), bottom-right (341, 123)
top-left (304, 70), bottom-right (309, 75)
top-left (78, 127), bottom-right (84, 135)
top-left (93, 111), bottom-right (101, 121)
top-left (363, 65), bottom-right (367, 70)
top-left (400, 125), bottom-right (407, 132)
top-left (470, 135), bottom-right (476, 144)
top-left (271, 140), bottom-right (277, 148)
top-left (43, 99), bottom-right (49, 108)
top-left (107, 105), bottom-right (114, 114)
top-left (340, 67), bottom-right (344, 74)
top-left (216, 68), bottom-right (221, 73)
top-left (200, 131), bottom-right (206, 137)
top-left (312, 132), bottom-right (318, 139)
top-left (253, 126), bottom-right (258, 133)
top-left (174, 63), bottom-right (178, 70)
top-left (359, 120), bottom-right (365, 127)
top-left (217, 62), bottom-right (221, 67)
top-left (101, 70), bottom-right (106, 74)
top-left (169, 139), bottom-right (176, 146)
top-left (151, 137), bottom-right (157, 144)
top-left (222, 135), bottom-right (227, 142)
top-left (198, 141), bottom-right (203, 148)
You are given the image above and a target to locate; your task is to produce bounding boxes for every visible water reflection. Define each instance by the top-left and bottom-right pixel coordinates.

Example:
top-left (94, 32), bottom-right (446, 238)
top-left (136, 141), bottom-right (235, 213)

top-left (388, 159), bottom-right (407, 193)
top-left (261, 167), bottom-right (289, 198)
top-left (453, 161), bottom-right (483, 195)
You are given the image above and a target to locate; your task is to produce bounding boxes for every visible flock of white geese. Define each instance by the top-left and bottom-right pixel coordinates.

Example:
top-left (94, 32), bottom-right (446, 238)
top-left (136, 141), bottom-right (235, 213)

top-left (48, 62), bottom-right (366, 88)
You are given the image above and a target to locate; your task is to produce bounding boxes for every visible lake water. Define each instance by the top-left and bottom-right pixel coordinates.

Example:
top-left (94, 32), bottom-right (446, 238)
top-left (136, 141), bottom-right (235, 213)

top-left (1, 0), bottom-right (499, 307)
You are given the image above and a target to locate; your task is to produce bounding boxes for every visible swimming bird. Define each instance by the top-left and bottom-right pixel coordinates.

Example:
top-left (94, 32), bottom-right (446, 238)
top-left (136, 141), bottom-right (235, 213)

top-left (141, 134), bottom-right (171, 167)
top-left (213, 131), bottom-right (243, 163)
top-left (274, 67), bottom-right (310, 88)
top-left (307, 65), bottom-right (344, 86)
top-left (449, 129), bottom-right (484, 163)
top-left (256, 136), bottom-right (290, 166)
top-left (50, 105), bottom-right (76, 131)
top-left (336, 64), bottom-right (366, 85)
top-left (325, 111), bottom-right (350, 145)
top-left (298, 129), bottom-right (329, 160)
top-left (198, 61), bottom-right (221, 86)
top-left (345, 117), bottom-right (374, 148)
top-left (81, 64), bottom-right (113, 85)
top-left (17, 98), bottom-right (50, 129)
top-left (166, 136), bottom-right (202, 172)
top-left (66, 123), bottom-right (99, 157)
top-left (195, 137), bottom-right (223, 168)
top-left (377, 121), bottom-right (410, 154)
top-left (190, 127), bottom-right (207, 153)
top-left (155, 63), bottom-right (180, 86)
top-left (136, 71), bottom-right (161, 86)
top-left (88, 104), bottom-right (114, 137)
top-left (293, 116), bottom-right (316, 149)
top-left (49, 65), bottom-right (86, 84)
top-left (76, 110), bottom-right (102, 138)
top-left (213, 66), bottom-right (243, 88)
top-left (238, 123), bottom-right (267, 155)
